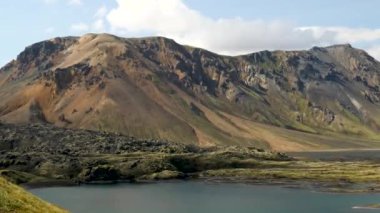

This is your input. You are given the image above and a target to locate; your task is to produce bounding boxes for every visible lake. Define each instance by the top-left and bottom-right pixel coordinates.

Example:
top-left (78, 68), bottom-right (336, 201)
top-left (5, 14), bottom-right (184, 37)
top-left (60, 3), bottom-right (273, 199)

top-left (288, 149), bottom-right (380, 162)
top-left (30, 181), bottom-right (380, 213)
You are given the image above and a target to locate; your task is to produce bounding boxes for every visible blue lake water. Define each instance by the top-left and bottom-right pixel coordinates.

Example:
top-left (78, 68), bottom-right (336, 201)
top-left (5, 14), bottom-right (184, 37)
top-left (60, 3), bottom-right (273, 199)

top-left (30, 181), bottom-right (380, 213)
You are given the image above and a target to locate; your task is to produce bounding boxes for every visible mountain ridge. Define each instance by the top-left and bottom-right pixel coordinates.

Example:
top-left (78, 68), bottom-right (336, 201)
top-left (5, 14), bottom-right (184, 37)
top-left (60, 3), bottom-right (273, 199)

top-left (0, 33), bottom-right (379, 151)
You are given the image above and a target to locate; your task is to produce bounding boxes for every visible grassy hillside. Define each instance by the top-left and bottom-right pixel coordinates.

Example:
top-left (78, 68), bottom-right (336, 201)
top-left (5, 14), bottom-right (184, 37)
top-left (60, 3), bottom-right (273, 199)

top-left (0, 177), bottom-right (67, 213)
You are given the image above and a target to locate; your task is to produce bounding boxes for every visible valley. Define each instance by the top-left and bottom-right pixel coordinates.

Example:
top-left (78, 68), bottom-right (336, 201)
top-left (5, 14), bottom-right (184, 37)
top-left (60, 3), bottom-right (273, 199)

top-left (0, 34), bottom-right (380, 212)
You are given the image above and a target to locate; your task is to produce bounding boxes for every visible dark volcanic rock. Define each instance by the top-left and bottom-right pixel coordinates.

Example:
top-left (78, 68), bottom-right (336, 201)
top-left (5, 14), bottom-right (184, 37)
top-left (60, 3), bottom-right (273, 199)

top-left (0, 123), bottom-right (290, 183)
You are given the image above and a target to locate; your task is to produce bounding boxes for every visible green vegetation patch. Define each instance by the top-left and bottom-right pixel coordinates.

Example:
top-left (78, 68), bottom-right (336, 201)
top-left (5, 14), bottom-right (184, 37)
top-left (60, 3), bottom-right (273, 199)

top-left (0, 177), bottom-right (67, 213)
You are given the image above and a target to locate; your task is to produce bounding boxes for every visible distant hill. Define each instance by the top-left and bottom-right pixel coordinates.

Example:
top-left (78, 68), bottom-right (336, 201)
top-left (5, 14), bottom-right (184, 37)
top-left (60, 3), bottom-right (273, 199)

top-left (0, 177), bottom-right (67, 213)
top-left (0, 34), bottom-right (379, 151)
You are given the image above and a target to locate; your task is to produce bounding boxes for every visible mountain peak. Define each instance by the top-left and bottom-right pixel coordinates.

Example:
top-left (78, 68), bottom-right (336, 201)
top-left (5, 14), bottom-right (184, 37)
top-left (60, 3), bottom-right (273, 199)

top-left (325, 43), bottom-right (353, 49)
top-left (310, 43), bottom-right (353, 52)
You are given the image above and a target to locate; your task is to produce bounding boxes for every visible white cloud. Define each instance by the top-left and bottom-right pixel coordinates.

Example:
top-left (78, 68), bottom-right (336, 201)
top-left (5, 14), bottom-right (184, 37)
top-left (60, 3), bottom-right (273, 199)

top-left (300, 26), bottom-right (380, 44)
top-left (107, 0), bottom-right (380, 60)
top-left (69, 6), bottom-right (107, 33)
top-left (70, 23), bottom-right (89, 32)
top-left (42, 0), bottom-right (82, 6)
top-left (95, 5), bottom-right (107, 18)
top-left (42, 0), bottom-right (57, 4)
top-left (44, 27), bottom-right (55, 34)
top-left (90, 5), bottom-right (108, 32)
top-left (106, 0), bottom-right (323, 54)
top-left (61, 3), bottom-right (107, 34)
top-left (68, 0), bottom-right (82, 5)
top-left (92, 19), bottom-right (105, 32)
top-left (367, 45), bottom-right (380, 61)
top-left (0, 60), bottom-right (7, 68)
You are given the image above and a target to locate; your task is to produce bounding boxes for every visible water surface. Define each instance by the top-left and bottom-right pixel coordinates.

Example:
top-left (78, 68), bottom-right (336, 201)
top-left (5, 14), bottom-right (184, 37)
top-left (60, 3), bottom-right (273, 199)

top-left (288, 149), bottom-right (380, 161)
top-left (30, 181), bottom-right (380, 213)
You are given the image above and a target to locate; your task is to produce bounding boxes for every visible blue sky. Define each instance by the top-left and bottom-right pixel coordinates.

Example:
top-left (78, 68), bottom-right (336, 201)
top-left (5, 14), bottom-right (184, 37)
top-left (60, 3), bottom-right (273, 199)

top-left (187, 0), bottom-right (380, 28)
top-left (1, 0), bottom-right (380, 66)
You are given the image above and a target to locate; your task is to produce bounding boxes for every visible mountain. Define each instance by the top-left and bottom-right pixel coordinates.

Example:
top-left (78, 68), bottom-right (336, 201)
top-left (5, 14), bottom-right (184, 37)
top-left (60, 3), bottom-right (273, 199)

top-left (0, 33), bottom-right (379, 151)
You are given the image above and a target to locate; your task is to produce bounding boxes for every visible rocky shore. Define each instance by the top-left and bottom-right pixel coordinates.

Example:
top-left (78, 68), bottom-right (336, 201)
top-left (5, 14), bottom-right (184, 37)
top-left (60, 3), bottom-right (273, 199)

top-left (1, 123), bottom-right (380, 193)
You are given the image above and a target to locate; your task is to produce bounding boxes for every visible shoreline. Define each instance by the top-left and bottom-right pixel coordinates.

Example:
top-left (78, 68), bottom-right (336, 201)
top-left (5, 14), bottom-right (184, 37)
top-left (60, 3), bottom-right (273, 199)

top-left (20, 175), bottom-right (380, 194)
top-left (352, 206), bottom-right (380, 210)
top-left (287, 148), bottom-right (380, 153)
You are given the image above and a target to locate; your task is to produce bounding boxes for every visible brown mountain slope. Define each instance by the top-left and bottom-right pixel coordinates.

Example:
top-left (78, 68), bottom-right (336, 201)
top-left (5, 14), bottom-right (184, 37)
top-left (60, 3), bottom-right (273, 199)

top-left (0, 34), bottom-right (379, 151)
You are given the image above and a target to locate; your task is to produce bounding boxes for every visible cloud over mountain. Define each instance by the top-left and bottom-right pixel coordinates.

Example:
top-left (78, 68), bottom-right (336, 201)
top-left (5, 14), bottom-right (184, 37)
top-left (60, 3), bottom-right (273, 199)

top-left (107, 0), bottom-right (380, 58)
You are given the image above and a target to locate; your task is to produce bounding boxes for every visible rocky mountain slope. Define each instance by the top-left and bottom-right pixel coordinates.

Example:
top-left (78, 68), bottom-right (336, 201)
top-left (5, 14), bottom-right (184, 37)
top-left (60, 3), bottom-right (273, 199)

top-left (0, 34), bottom-right (379, 151)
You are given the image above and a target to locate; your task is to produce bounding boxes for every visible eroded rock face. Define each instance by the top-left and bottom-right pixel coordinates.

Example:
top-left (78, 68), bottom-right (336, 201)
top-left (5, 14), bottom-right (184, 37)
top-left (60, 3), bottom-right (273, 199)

top-left (363, 90), bottom-right (380, 104)
top-left (29, 101), bottom-right (47, 123)
top-left (311, 106), bottom-right (335, 124)
top-left (79, 166), bottom-right (120, 182)
top-left (14, 38), bottom-right (76, 77)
